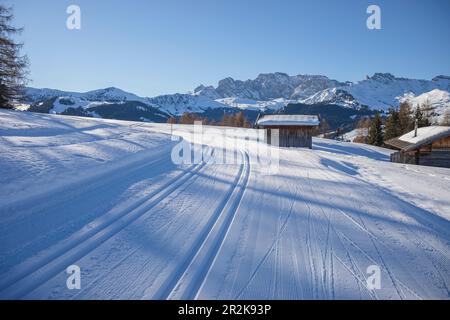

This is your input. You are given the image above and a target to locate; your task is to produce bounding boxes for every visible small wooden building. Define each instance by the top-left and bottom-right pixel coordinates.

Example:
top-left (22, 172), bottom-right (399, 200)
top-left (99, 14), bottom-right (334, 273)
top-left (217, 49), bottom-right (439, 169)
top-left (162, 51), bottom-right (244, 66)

top-left (385, 126), bottom-right (450, 168)
top-left (256, 114), bottom-right (319, 148)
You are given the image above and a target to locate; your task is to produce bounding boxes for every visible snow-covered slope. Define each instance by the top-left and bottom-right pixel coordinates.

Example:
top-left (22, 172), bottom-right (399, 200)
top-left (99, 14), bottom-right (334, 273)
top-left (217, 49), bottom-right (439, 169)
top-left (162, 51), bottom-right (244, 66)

top-left (0, 110), bottom-right (449, 300)
top-left (145, 93), bottom-right (227, 115)
top-left (399, 89), bottom-right (450, 122)
top-left (300, 87), bottom-right (361, 108)
top-left (341, 128), bottom-right (369, 142)
top-left (25, 87), bottom-right (146, 104)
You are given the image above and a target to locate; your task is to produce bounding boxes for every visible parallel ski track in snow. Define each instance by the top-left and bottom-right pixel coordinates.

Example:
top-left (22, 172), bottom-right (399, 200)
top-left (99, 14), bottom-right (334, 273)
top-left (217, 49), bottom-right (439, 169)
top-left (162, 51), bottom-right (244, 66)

top-left (0, 122), bottom-right (156, 211)
top-left (234, 197), bottom-right (297, 300)
top-left (0, 143), bottom-right (175, 267)
top-left (152, 151), bottom-right (250, 300)
top-left (303, 153), bottom-right (448, 299)
top-left (0, 146), bottom-right (212, 299)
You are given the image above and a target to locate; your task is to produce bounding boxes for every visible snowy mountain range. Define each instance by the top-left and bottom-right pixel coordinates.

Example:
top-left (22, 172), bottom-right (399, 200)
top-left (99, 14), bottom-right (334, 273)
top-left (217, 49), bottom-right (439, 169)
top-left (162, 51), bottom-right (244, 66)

top-left (23, 72), bottom-right (450, 124)
top-left (300, 74), bottom-right (450, 110)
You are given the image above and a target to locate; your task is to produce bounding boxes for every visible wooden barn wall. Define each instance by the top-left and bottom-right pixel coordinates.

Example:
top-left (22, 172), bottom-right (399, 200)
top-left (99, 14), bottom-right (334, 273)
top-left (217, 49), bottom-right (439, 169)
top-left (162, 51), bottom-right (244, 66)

top-left (432, 136), bottom-right (450, 150)
top-left (390, 151), bottom-right (417, 165)
top-left (419, 151), bottom-right (450, 168)
top-left (391, 149), bottom-right (450, 168)
top-left (264, 126), bottom-right (314, 148)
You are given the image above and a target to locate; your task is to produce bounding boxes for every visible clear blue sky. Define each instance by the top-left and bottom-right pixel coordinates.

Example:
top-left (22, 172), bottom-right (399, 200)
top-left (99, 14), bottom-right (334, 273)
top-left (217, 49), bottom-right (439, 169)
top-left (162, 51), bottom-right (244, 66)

top-left (6, 0), bottom-right (450, 97)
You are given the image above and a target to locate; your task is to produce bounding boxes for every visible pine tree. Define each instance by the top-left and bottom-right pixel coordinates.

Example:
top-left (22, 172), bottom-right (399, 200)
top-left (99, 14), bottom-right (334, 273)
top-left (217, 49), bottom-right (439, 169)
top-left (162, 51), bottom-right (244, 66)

top-left (335, 127), bottom-right (343, 140)
top-left (368, 113), bottom-right (384, 146)
top-left (384, 109), bottom-right (400, 140)
top-left (0, 5), bottom-right (28, 108)
top-left (414, 105), bottom-right (423, 125)
top-left (414, 105), bottom-right (430, 128)
top-left (419, 100), bottom-right (434, 126)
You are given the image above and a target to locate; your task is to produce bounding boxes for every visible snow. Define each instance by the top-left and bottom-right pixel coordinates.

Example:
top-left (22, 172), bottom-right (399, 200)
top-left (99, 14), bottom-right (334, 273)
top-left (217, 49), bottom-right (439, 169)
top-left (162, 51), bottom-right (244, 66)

top-left (398, 126), bottom-right (450, 145)
top-left (301, 74), bottom-right (450, 119)
top-left (399, 89), bottom-right (450, 124)
top-left (342, 128), bottom-right (368, 142)
top-left (26, 87), bottom-right (147, 104)
top-left (215, 97), bottom-right (288, 111)
top-left (146, 93), bottom-right (227, 116)
top-left (0, 110), bottom-right (449, 300)
top-left (50, 97), bottom-right (115, 114)
top-left (257, 115), bottom-right (320, 126)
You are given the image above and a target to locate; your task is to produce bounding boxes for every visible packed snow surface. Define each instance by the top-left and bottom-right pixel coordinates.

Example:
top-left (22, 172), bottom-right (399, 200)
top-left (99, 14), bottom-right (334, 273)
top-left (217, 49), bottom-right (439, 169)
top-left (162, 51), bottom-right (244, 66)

top-left (0, 110), bottom-right (449, 300)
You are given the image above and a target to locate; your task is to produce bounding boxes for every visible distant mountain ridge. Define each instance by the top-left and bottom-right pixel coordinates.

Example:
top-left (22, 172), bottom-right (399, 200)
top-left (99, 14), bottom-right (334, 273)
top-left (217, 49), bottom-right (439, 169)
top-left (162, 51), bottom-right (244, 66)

top-left (194, 72), bottom-right (347, 101)
top-left (301, 73), bottom-right (450, 110)
top-left (23, 72), bottom-right (450, 125)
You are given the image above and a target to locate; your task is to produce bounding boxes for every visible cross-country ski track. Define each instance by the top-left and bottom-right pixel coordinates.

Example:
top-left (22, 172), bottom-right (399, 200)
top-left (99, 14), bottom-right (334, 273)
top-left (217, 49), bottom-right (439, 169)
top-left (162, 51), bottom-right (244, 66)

top-left (0, 110), bottom-right (449, 299)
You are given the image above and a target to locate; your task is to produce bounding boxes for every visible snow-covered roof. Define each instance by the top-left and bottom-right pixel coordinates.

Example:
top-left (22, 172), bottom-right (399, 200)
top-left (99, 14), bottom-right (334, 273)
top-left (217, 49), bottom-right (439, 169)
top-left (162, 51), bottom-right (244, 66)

top-left (256, 114), bottom-right (319, 127)
top-left (392, 126), bottom-right (450, 152)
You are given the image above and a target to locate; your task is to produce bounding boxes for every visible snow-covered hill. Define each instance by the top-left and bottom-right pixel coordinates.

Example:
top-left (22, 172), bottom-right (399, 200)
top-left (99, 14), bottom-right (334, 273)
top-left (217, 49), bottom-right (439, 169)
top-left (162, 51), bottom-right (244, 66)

top-left (399, 89), bottom-right (450, 122)
top-left (25, 86), bottom-right (147, 104)
top-left (0, 110), bottom-right (449, 300)
top-left (145, 93), bottom-right (227, 115)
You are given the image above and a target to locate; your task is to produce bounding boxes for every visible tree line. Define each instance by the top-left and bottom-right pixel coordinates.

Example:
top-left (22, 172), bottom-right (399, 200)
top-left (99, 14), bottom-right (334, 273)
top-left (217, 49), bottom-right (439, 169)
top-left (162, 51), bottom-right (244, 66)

top-left (355, 100), bottom-right (447, 147)
top-left (167, 111), bottom-right (252, 128)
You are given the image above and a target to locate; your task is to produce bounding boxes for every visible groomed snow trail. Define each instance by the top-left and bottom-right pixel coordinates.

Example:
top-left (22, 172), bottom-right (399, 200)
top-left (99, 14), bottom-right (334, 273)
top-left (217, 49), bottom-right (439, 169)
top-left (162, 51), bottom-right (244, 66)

top-left (0, 110), bottom-right (449, 300)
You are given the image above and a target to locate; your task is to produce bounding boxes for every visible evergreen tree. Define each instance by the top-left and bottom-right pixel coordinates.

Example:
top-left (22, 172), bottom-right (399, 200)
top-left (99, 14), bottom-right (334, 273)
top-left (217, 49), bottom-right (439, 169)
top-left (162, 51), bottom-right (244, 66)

top-left (384, 109), bottom-right (400, 140)
top-left (413, 105), bottom-right (430, 128)
top-left (419, 100), bottom-right (434, 126)
top-left (414, 105), bottom-right (423, 126)
top-left (335, 127), bottom-right (342, 140)
top-left (0, 5), bottom-right (28, 108)
top-left (368, 113), bottom-right (384, 146)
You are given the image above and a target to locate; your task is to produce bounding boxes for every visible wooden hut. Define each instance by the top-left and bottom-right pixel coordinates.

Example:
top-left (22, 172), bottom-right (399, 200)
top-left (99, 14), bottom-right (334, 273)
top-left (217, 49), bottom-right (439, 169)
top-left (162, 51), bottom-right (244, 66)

top-left (256, 114), bottom-right (319, 148)
top-left (384, 126), bottom-right (450, 168)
